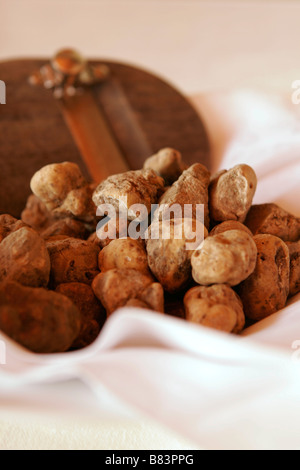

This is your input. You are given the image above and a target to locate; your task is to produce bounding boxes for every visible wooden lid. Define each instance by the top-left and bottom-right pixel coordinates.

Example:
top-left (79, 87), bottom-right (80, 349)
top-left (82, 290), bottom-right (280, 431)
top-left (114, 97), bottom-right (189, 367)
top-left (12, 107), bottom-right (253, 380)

top-left (0, 58), bottom-right (210, 218)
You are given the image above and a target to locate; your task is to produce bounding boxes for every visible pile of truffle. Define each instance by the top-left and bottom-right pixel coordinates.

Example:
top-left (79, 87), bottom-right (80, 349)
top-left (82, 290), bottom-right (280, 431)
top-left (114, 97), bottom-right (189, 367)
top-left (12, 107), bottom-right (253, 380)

top-left (0, 148), bottom-right (299, 353)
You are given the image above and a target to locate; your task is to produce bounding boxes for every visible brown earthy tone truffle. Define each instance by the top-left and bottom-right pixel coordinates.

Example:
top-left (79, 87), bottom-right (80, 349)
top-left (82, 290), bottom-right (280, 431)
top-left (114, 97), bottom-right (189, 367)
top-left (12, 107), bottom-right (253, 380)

top-left (56, 184), bottom-right (96, 223)
top-left (0, 226), bottom-right (50, 287)
top-left (21, 194), bottom-right (57, 232)
top-left (154, 163), bottom-right (210, 229)
top-left (0, 214), bottom-right (27, 242)
top-left (191, 229), bottom-right (257, 286)
top-left (285, 241), bottom-right (300, 297)
top-left (237, 234), bottom-right (290, 321)
top-left (92, 169), bottom-right (164, 220)
top-left (209, 164), bottom-right (257, 223)
top-left (92, 268), bottom-right (164, 315)
top-left (40, 217), bottom-right (89, 240)
top-left (47, 237), bottom-right (100, 287)
top-left (30, 162), bottom-right (96, 222)
top-left (244, 203), bottom-right (300, 242)
top-left (146, 218), bottom-right (208, 293)
top-left (55, 282), bottom-right (106, 349)
top-left (184, 284), bottom-right (245, 334)
top-left (98, 238), bottom-right (149, 275)
top-left (143, 148), bottom-right (187, 184)
top-left (209, 220), bottom-right (253, 237)
top-left (0, 281), bottom-right (81, 353)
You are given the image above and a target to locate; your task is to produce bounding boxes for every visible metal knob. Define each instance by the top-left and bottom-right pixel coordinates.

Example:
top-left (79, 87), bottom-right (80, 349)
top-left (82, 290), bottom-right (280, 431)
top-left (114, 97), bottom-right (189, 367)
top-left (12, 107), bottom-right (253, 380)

top-left (29, 48), bottom-right (110, 99)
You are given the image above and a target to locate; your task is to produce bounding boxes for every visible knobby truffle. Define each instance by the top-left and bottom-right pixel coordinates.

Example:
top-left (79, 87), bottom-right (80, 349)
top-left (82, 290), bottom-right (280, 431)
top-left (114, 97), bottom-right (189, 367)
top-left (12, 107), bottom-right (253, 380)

top-left (92, 268), bottom-right (164, 315)
top-left (146, 218), bottom-right (208, 293)
top-left (184, 284), bottom-right (245, 334)
top-left (209, 164), bottom-right (257, 223)
top-left (0, 226), bottom-right (51, 287)
top-left (237, 234), bottom-right (290, 321)
top-left (191, 229), bottom-right (257, 286)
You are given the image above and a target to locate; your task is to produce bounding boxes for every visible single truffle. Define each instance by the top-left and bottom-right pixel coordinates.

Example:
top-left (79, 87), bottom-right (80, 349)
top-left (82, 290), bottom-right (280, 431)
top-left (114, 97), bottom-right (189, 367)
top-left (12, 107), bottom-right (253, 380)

top-left (184, 284), bottom-right (245, 334)
top-left (146, 218), bottom-right (208, 293)
top-left (154, 163), bottom-right (210, 229)
top-left (92, 268), bottom-right (164, 315)
top-left (98, 238), bottom-right (150, 275)
top-left (244, 203), bottom-right (300, 242)
top-left (143, 148), bottom-right (187, 184)
top-left (92, 168), bottom-right (164, 220)
top-left (30, 162), bottom-right (96, 222)
top-left (209, 164), bottom-right (257, 223)
top-left (237, 234), bottom-right (290, 321)
top-left (0, 281), bottom-right (81, 353)
top-left (0, 226), bottom-right (51, 287)
top-left (191, 229), bottom-right (257, 286)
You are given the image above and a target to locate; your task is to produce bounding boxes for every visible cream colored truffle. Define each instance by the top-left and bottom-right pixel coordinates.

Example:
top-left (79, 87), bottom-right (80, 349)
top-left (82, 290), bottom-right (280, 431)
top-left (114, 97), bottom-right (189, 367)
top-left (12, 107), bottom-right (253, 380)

top-left (92, 268), bottom-right (164, 315)
top-left (143, 148), bottom-right (187, 184)
top-left (184, 284), bottom-right (245, 334)
top-left (30, 162), bottom-right (96, 222)
top-left (92, 168), bottom-right (164, 220)
top-left (154, 163), bottom-right (210, 229)
top-left (191, 229), bottom-right (257, 286)
top-left (98, 238), bottom-right (149, 275)
top-left (146, 217), bottom-right (208, 293)
top-left (209, 164), bottom-right (257, 223)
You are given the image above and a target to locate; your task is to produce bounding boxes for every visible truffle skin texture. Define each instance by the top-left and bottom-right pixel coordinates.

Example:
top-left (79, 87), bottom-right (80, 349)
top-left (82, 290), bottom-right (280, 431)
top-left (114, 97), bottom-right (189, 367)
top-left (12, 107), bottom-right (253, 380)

top-left (0, 214), bottom-right (27, 243)
top-left (209, 220), bottom-right (253, 237)
top-left (56, 184), bottom-right (97, 223)
top-left (209, 164), bottom-right (257, 223)
top-left (41, 217), bottom-right (89, 240)
top-left (21, 194), bottom-right (57, 232)
top-left (0, 226), bottom-right (51, 287)
top-left (55, 282), bottom-right (106, 349)
top-left (30, 162), bottom-right (96, 223)
top-left (30, 162), bottom-right (87, 211)
top-left (47, 237), bottom-right (100, 287)
top-left (244, 203), bottom-right (300, 242)
top-left (191, 229), bottom-right (257, 287)
top-left (143, 148), bottom-right (187, 184)
top-left (98, 238), bottom-right (149, 274)
top-left (155, 163), bottom-right (210, 229)
top-left (146, 218), bottom-right (208, 293)
top-left (92, 268), bottom-right (164, 315)
top-left (284, 241), bottom-right (300, 297)
top-left (184, 284), bottom-right (245, 334)
top-left (237, 234), bottom-right (290, 321)
top-left (92, 169), bottom-right (165, 220)
top-left (0, 281), bottom-right (81, 353)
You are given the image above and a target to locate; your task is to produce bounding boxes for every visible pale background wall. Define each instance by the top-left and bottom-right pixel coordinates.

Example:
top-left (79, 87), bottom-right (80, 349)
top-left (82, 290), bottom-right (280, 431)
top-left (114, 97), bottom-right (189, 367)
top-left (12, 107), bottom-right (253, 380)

top-left (1, 0), bottom-right (300, 95)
